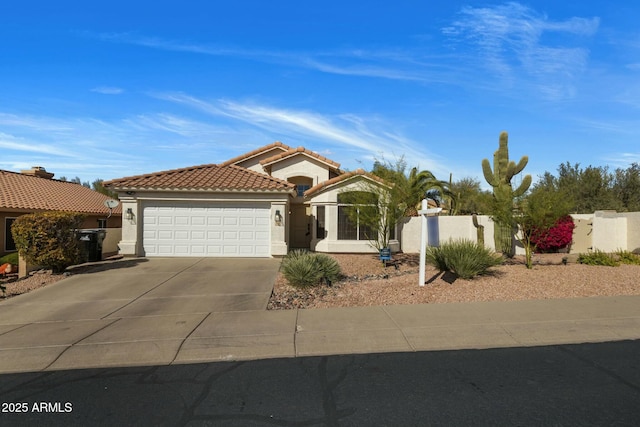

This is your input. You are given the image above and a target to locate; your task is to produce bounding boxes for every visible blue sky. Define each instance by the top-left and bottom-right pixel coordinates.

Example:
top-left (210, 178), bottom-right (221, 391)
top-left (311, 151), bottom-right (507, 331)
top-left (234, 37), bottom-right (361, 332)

top-left (1, 1), bottom-right (639, 188)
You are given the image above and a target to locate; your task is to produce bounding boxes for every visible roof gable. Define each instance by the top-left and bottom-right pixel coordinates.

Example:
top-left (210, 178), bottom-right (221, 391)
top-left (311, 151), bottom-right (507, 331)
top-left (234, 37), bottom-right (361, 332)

top-left (260, 146), bottom-right (341, 170)
top-left (0, 170), bottom-right (120, 215)
top-left (104, 164), bottom-right (295, 192)
top-left (219, 141), bottom-right (292, 167)
top-left (304, 169), bottom-right (389, 198)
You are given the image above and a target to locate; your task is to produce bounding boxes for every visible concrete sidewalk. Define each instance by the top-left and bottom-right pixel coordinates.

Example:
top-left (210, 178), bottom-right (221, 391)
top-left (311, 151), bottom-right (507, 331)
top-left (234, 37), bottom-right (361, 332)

top-left (1, 294), bottom-right (639, 373)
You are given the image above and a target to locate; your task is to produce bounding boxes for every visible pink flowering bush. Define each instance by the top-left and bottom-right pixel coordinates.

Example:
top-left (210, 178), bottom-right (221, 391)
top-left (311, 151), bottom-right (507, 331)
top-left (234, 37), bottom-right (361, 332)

top-left (530, 215), bottom-right (575, 253)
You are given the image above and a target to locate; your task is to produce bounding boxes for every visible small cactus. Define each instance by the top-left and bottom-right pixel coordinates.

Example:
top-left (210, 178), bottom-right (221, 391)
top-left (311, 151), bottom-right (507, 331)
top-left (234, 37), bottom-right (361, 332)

top-left (472, 214), bottom-right (485, 247)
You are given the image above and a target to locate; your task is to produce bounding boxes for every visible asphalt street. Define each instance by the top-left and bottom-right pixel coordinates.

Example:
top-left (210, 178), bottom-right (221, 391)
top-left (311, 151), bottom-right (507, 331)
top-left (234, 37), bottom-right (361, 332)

top-left (1, 340), bottom-right (639, 426)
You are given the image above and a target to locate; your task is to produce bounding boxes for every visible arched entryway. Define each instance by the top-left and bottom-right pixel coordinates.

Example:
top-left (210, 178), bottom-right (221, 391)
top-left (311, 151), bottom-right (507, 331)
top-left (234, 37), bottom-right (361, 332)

top-left (288, 176), bottom-right (313, 249)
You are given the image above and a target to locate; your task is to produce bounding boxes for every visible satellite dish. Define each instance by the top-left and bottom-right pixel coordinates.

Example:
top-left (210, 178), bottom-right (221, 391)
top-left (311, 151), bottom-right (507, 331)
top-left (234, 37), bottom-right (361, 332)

top-left (104, 199), bottom-right (119, 209)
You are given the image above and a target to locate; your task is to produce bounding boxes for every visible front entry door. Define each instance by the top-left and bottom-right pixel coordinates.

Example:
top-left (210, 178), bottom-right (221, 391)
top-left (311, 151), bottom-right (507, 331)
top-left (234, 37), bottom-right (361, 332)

top-left (290, 205), bottom-right (311, 249)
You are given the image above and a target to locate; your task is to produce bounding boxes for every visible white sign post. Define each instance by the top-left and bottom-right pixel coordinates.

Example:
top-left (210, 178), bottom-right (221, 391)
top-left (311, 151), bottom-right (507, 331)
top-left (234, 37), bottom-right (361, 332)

top-left (418, 199), bottom-right (442, 286)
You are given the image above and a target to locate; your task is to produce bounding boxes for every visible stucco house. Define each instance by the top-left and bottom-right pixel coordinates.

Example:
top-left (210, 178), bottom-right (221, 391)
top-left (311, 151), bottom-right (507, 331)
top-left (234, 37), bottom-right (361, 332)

top-left (0, 167), bottom-right (122, 257)
top-left (104, 142), bottom-right (397, 257)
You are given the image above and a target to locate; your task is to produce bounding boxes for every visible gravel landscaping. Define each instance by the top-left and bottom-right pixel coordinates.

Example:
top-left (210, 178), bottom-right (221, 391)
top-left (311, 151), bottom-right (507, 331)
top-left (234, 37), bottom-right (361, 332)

top-left (267, 253), bottom-right (640, 310)
top-left (3, 253), bottom-right (639, 310)
top-left (1, 270), bottom-right (64, 299)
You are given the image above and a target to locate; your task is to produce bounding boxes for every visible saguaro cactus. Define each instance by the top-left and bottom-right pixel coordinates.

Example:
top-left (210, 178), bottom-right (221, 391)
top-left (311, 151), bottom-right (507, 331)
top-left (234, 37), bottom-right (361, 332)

top-left (482, 131), bottom-right (532, 256)
top-left (472, 213), bottom-right (485, 247)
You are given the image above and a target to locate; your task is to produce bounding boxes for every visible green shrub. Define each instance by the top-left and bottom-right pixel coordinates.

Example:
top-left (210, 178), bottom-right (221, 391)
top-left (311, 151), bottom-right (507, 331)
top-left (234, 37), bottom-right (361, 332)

top-left (11, 211), bottom-right (86, 273)
top-left (425, 239), bottom-right (503, 279)
top-left (577, 250), bottom-right (619, 267)
top-left (313, 253), bottom-right (342, 285)
top-left (280, 250), bottom-right (342, 288)
top-left (0, 252), bottom-right (19, 265)
top-left (615, 250), bottom-right (640, 265)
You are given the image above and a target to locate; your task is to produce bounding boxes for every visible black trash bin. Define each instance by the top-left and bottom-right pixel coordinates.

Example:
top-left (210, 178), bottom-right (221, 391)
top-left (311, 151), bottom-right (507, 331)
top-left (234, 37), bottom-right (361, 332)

top-left (77, 229), bottom-right (107, 262)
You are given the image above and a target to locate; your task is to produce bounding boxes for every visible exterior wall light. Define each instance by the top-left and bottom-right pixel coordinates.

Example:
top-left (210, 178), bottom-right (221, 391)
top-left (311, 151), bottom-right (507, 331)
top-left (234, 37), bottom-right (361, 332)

top-left (274, 210), bottom-right (283, 226)
top-left (126, 208), bottom-right (134, 221)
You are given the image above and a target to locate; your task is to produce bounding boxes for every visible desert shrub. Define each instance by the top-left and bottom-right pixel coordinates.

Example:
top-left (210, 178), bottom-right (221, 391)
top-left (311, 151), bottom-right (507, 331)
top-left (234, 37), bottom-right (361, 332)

top-left (0, 252), bottom-right (19, 265)
top-left (280, 250), bottom-right (342, 288)
top-left (424, 245), bottom-right (448, 272)
top-left (577, 250), bottom-right (619, 267)
top-left (530, 215), bottom-right (575, 253)
top-left (11, 211), bottom-right (86, 273)
top-left (313, 253), bottom-right (342, 285)
top-left (425, 239), bottom-right (503, 279)
top-left (616, 250), bottom-right (640, 265)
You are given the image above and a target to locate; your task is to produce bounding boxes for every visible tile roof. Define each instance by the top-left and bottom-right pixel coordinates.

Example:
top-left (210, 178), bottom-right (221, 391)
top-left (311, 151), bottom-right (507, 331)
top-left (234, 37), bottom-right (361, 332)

top-left (304, 169), bottom-right (389, 197)
top-left (260, 146), bottom-right (341, 169)
top-left (219, 141), bottom-right (292, 167)
top-left (104, 164), bottom-right (296, 192)
top-left (0, 169), bottom-right (121, 215)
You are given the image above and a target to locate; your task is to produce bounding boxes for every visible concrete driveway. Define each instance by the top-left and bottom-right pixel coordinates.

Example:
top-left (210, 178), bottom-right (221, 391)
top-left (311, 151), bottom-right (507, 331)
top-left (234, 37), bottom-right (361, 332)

top-left (3, 257), bottom-right (640, 374)
top-left (0, 257), bottom-right (289, 372)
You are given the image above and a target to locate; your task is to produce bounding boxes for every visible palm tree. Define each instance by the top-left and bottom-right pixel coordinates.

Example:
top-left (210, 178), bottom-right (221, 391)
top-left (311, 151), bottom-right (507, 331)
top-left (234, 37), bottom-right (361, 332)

top-left (372, 160), bottom-right (455, 215)
top-left (403, 167), bottom-right (455, 214)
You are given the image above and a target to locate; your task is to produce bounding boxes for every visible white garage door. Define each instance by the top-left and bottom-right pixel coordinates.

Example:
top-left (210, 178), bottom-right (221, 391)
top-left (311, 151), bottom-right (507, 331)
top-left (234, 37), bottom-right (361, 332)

top-left (143, 202), bottom-right (271, 257)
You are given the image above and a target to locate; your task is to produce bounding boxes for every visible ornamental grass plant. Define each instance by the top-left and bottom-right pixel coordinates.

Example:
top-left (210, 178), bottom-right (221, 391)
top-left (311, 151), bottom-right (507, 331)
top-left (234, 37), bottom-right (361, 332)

top-left (577, 250), bottom-right (619, 267)
top-left (280, 250), bottom-right (342, 288)
top-left (425, 239), bottom-right (503, 279)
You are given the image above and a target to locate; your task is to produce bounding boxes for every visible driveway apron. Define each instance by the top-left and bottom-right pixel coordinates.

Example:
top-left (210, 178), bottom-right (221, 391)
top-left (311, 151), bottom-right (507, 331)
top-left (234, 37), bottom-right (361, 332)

top-left (0, 257), bottom-right (282, 372)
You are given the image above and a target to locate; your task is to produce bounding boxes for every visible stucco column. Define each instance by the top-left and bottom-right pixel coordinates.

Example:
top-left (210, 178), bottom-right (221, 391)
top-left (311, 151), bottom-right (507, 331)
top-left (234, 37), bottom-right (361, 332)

top-left (270, 201), bottom-right (288, 256)
top-left (326, 205), bottom-right (338, 240)
top-left (118, 199), bottom-right (139, 256)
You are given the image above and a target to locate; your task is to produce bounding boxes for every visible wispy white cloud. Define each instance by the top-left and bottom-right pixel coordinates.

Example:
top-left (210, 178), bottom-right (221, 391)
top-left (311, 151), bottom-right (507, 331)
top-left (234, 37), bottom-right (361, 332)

top-left (126, 113), bottom-right (230, 138)
top-left (0, 132), bottom-right (76, 157)
top-left (442, 2), bottom-right (599, 99)
top-left (0, 108), bottom-right (275, 180)
top-left (155, 92), bottom-right (448, 174)
top-left (603, 152), bottom-right (640, 168)
top-left (97, 32), bottom-right (459, 85)
top-left (0, 113), bottom-right (74, 132)
top-left (97, 33), bottom-right (282, 60)
top-left (0, 112), bottom-right (183, 179)
top-left (91, 86), bottom-right (124, 95)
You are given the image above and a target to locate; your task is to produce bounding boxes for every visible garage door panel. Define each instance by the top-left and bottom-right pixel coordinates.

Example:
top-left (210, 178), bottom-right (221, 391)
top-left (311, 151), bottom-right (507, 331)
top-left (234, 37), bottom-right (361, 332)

top-left (223, 217), bottom-right (238, 226)
top-left (190, 245), bottom-right (205, 254)
top-left (239, 231), bottom-right (254, 240)
top-left (223, 231), bottom-right (238, 240)
top-left (239, 217), bottom-right (254, 226)
top-left (191, 216), bottom-right (206, 226)
top-left (143, 202), bottom-right (271, 257)
top-left (191, 231), bottom-right (206, 240)
top-left (174, 230), bottom-right (188, 239)
top-left (158, 216), bottom-right (174, 225)
top-left (207, 246), bottom-right (222, 255)
top-left (144, 230), bottom-right (157, 240)
top-left (223, 246), bottom-right (238, 255)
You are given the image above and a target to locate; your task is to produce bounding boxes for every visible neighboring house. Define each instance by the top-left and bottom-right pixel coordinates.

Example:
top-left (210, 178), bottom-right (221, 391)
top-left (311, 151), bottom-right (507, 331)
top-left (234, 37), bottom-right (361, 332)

top-left (104, 142), bottom-right (397, 258)
top-left (0, 167), bottom-right (122, 257)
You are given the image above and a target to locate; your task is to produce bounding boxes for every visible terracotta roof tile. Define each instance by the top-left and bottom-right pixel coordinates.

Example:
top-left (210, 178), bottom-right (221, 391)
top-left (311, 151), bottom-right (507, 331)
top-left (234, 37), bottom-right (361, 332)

top-left (219, 141), bottom-right (292, 167)
top-left (104, 164), bottom-right (296, 192)
top-left (0, 169), bottom-right (121, 215)
top-left (260, 146), bottom-right (341, 169)
top-left (304, 169), bottom-right (389, 198)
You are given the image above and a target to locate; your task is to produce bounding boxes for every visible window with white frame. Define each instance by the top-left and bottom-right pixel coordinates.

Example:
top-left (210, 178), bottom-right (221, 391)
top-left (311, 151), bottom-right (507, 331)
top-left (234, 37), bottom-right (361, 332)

top-left (337, 192), bottom-right (378, 241)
